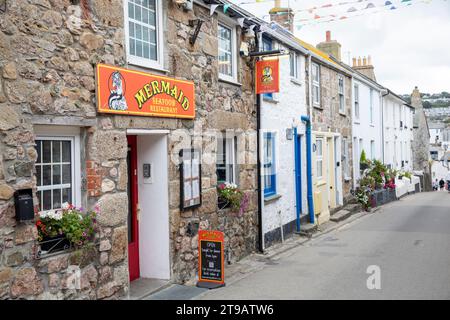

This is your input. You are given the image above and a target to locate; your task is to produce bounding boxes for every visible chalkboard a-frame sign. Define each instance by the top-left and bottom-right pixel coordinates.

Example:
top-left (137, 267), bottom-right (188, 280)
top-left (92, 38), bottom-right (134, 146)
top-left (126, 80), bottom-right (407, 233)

top-left (196, 230), bottom-right (225, 289)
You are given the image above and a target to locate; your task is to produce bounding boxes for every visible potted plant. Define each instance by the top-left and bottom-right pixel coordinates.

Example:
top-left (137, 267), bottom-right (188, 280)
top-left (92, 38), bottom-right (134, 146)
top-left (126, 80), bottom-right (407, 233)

top-left (217, 182), bottom-right (247, 213)
top-left (355, 187), bottom-right (371, 211)
top-left (36, 203), bottom-right (97, 252)
top-left (360, 150), bottom-right (369, 171)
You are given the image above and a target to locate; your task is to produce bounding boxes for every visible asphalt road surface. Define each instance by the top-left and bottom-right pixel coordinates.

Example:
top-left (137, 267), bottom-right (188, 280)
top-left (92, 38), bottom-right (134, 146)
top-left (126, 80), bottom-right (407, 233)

top-left (199, 191), bottom-right (450, 300)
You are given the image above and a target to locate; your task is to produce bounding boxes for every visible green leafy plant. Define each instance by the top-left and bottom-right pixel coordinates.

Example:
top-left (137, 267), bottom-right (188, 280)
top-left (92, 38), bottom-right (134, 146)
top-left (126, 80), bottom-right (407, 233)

top-left (36, 203), bottom-right (98, 249)
top-left (217, 182), bottom-right (247, 213)
top-left (355, 187), bottom-right (371, 211)
top-left (360, 149), bottom-right (368, 164)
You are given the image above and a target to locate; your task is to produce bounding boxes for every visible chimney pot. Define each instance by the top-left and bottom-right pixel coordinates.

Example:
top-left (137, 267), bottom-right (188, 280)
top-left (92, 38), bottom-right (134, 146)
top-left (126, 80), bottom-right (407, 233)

top-left (368, 55), bottom-right (372, 66)
top-left (352, 57), bottom-right (356, 67)
top-left (326, 31), bottom-right (331, 42)
top-left (363, 56), bottom-right (367, 66)
top-left (358, 57), bottom-right (362, 66)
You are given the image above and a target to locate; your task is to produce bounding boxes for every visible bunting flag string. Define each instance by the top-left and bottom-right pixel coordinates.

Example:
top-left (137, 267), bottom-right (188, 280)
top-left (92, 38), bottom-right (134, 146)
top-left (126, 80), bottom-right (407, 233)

top-left (292, 0), bottom-right (429, 27)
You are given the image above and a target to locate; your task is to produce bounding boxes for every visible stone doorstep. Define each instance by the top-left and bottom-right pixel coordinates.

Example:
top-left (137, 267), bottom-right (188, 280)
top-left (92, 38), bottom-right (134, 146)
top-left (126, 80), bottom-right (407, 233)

top-left (330, 209), bottom-right (352, 222)
top-left (127, 278), bottom-right (171, 300)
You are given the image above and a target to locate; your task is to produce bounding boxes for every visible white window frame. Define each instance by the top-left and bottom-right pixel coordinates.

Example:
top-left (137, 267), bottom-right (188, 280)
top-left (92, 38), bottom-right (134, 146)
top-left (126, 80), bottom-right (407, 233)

top-left (312, 63), bottom-right (320, 106)
top-left (338, 75), bottom-right (345, 114)
top-left (369, 88), bottom-right (374, 125)
top-left (34, 126), bottom-right (81, 213)
top-left (216, 134), bottom-right (238, 185)
top-left (124, 0), bottom-right (164, 70)
top-left (354, 84), bottom-right (360, 121)
top-left (290, 51), bottom-right (301, 80)
top-left (316, 138), bottom-right (323, 179)
top-left (218, 19), bottom-right (238, 83)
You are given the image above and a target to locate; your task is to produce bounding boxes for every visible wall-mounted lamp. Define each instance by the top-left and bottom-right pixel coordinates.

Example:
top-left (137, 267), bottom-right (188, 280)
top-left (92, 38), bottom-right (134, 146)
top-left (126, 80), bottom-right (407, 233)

top-left (286, 128), bottom-right (293, 140)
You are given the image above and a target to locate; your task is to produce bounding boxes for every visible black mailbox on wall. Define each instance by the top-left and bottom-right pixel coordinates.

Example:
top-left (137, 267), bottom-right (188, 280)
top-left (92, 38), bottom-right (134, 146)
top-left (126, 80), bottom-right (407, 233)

top-left (14, 189), bottom-right (35, 221)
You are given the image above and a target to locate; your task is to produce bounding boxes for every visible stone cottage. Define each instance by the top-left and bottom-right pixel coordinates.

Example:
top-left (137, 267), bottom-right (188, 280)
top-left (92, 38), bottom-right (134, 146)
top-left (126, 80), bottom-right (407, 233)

top-left (0, 0), bottom-right (259, 299)
top-left (411, 86), bottom-right (432, 191)
top-left (304, 31), bottom-right (353, 224)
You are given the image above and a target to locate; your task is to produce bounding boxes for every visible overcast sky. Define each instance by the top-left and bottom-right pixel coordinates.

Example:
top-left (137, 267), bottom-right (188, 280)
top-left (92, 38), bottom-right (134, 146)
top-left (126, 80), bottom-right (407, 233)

top-left (230, 0), bottom-right (450, 95)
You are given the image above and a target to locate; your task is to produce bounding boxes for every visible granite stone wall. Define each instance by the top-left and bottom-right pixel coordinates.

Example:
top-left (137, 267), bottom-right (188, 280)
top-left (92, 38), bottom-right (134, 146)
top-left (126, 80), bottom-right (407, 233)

top-left (0, 0), bottom-right (259, 299)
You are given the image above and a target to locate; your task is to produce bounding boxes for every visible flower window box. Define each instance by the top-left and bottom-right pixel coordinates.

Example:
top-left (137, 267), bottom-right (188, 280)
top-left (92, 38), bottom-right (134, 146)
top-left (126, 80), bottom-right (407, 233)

top-left (35, 203), bottom-right (98, 258)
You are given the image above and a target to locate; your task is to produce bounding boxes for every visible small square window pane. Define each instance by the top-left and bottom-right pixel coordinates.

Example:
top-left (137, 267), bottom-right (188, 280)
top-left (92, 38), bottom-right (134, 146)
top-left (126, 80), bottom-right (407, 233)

top-left (150, 29), bottom-right (156, 44)
top-left (143, 0), bottom-right (149, 8)
top-left (136, 40), bottom-right (143, 58)
top-left (143, 42), bottom-right (149, 59)
top-left (129, 22), bottom-right (135, 37)
top-left (148, 0), bottom-right (155, 10)
top-left (135, 5), bottom-right (141, 21)
top-left (36, 141), bottom-right (42, 164)
top-left (53, 189), bottom-right (61, 209)
top-left (143, 27), bottom-right (149, 42)
top-left (53, 165), bottom-right (61, 185)
top-left (129, 38), bottom-right (136, 56)
top-left (43, 165), bottom-right (51, 186)
top-left (52, 141), bottom-right (61, 163)
top-left (136, 24), bottom-right (142, 40)
top-left (43, 141), bottom-right (51, 163)
top-left (128, 2), bottom-right (134, 20)
top-left (62, 164), bottom-right (71, 184)
top-left (62, 188), bottom-right (72, 204)
top-left (62, 141), bottom-right (71, 162)
top-left (36, 166), bottom-right (42, 186)
top-left (150, 44), bottom-right (157, 60)
top-left (43, 190), bottom-right (52, 211)
top-left (149, 11), bottom-right (155, 26)
top-left (143, 8), bottom-right (148, 24)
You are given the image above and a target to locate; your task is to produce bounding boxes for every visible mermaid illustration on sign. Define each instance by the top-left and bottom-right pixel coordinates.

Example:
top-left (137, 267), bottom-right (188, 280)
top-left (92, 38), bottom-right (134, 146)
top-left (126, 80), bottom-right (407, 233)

top-left (261, 66), bottom-right (273, 84)
top-left (108, 71), bottom-right (128, 111)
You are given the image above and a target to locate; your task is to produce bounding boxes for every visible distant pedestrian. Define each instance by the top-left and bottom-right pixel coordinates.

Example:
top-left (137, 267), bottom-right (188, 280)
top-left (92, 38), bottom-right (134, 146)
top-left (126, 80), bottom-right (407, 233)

top-left (446, 172), bottom-right (450, 192)
top-left (433, 179), bottom-right (438, 191)
top-left (439, 178), bottom-right (445, 190)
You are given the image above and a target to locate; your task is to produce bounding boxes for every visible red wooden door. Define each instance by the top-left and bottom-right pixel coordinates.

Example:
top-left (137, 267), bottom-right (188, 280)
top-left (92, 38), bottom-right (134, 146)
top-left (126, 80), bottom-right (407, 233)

top-left (127, 135), bottom-right (140, 281)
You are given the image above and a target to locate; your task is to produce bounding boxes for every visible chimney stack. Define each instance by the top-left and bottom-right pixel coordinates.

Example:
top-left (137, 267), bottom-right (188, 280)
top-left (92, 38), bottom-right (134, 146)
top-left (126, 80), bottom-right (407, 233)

top-left (352, 55), bottom-right (377, 81)
top-left (316, 31), bottom-right (342, 61)
top-left (269, 0), bottom-right (295, 33)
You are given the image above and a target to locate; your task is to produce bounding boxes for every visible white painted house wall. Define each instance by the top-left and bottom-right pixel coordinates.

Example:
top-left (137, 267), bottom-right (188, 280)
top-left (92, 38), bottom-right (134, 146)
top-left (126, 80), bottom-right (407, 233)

top-left (382, 94), bottom-right (414, 172)
top-left (351, 76), bottom-right (382, 186)
top-left (260, 41), bottom-right (308, 244)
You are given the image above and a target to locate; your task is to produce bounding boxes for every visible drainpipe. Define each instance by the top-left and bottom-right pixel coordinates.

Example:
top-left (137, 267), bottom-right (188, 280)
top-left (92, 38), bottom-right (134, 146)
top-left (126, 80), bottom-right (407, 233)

top-left (256, 31), bottom-right (264, 253)
top-left (301, 115), bottom-right (315, 224)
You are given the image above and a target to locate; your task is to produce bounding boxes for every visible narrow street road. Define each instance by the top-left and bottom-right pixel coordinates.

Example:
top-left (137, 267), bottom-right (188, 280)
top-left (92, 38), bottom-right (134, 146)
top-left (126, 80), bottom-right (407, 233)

top-left (198, 191), bottom-right (450, 300)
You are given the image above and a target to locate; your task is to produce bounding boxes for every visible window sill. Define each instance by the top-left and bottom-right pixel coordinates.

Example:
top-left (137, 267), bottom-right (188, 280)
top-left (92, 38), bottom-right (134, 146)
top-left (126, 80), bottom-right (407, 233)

top-left (264, 193), bottom-right (282, 203)
top-left (313, 104), bottom-right (322, 110)
top-left (344, 177), bottom-right (352, 182)
top-left (218, 76), bottom-right (242, 87)
top-left (127, 59), bottom-right (169, 75)
top-left (290, 78), bottom-right (302, 86)
top-left (339, 111), bottom-right (346, 117)
top-left (263, 97), bottom-right (279, 104)
top-left (370, 124), bottom-right (375, 127)
top-left (354, 120), bottom-right (360, 124)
